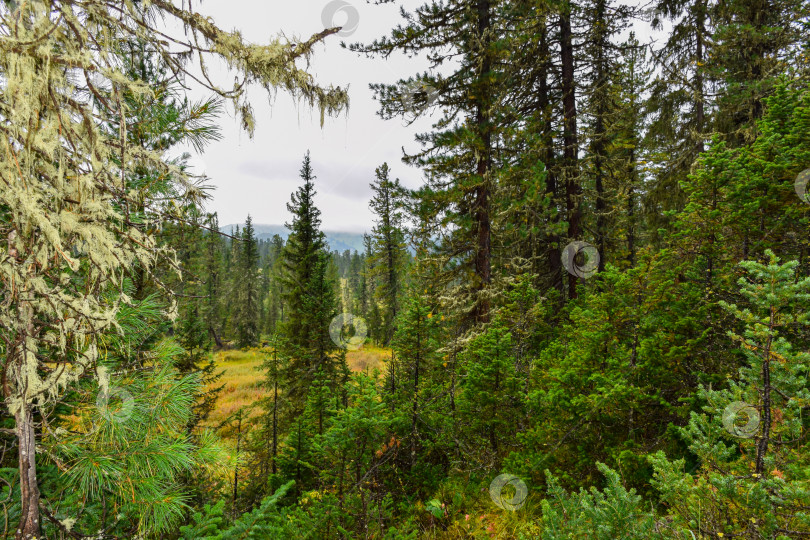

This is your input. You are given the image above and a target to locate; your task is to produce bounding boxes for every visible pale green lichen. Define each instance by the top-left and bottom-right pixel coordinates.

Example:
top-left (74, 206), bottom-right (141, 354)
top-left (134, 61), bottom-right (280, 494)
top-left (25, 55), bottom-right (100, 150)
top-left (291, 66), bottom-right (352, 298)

top-left (60, 518), bottom-right (76, 532)
top-left (0, 0), bottom-right (347, 416)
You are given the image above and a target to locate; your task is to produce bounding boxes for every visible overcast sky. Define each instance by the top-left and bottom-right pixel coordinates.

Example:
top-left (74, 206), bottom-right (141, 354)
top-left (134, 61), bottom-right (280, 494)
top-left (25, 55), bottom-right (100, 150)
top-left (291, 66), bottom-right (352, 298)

top-left (179, 0), bottom-right (432, 232)
top-left (180, 1), bottom-right (659, 233)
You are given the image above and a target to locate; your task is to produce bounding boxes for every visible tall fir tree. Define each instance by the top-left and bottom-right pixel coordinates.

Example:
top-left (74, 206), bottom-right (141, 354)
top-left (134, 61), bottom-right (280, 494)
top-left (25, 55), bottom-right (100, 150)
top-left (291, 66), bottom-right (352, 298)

top-left (279, 153), bottom-right (339, 404)
top-left (203, 213), bottom-right (227, 349)
top-left (368, 163), bottom-right (408, 344)
top-left (354, 0), bottom-right (506, 324)
top-left (234, 216), bottom-right (261, 348)
top-left (263, 234), bottom-right (286, 336)
top-left (647, 0), bottom-right (713, 229)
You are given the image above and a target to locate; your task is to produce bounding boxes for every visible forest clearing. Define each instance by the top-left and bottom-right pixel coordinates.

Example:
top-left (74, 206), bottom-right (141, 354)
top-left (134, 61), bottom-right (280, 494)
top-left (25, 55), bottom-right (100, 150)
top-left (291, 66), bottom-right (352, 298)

top-left (206, 346), bottom-right (391, 433)
top-left (1, 0), bottom-right (809, 538)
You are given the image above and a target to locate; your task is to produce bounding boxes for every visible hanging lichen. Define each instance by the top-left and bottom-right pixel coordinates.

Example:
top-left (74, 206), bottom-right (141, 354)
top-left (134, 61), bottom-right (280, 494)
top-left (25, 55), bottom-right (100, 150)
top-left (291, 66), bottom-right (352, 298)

top-left (0, 2), bottom-right (347, 535)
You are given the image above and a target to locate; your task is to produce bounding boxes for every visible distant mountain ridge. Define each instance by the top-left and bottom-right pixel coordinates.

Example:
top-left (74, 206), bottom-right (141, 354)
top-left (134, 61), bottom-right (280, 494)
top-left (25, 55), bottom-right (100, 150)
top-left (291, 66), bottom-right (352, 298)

top-left (221, 223), bottom-right (367, 253)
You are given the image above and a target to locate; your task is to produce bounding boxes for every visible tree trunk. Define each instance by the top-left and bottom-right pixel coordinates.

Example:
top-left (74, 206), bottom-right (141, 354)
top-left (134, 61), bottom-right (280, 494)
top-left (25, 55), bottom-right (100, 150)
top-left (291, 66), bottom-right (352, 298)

top-left (15, 402), bottom-right (40, 540)
top-left (695, 0), bottom-right (706, 155)
top-left (9, 279), bottom-right (41, 540)
top-left (538, 18), bottom-right (564, 297)
top-left (593, 0), bottom-right (608, 275)
top-left (384, 190), bottom-right (399, 344)
top-left (627, 145), bottom-right (637, 268)
top-left (296, 417), bottom-right (302, 491)
top-left (560, 1), bottom-right (582, 300)
top-left (473, 0), bottom-right (493, 324)
top-left (208, 325), bottom-right (223, 349)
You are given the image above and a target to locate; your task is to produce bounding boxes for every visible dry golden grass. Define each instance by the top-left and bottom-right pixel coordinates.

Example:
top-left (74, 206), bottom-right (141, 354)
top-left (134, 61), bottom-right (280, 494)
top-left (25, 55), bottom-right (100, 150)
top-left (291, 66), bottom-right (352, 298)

top-left (203, 344), bottom-right (391, 433)
top-left (347, 344), bottom-right (390, 373)
top-left (202, 348), bottom-right (268, 432)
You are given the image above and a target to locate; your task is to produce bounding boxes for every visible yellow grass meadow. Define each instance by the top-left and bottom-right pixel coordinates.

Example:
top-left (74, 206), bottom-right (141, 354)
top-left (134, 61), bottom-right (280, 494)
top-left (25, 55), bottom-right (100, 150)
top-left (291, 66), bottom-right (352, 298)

top-left (203, 344), bottom-right (391, 433)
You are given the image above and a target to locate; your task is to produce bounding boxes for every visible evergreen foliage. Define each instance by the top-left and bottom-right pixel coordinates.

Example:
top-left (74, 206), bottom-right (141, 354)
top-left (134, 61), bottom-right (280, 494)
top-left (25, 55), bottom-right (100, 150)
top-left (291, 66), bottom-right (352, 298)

top-left (234, 216), bottom-right (261, 348)
top-left (368, 163), bottom-right (408, 344)
top-left (540, 463), bottom-right (665, 539)
top-left (278, 153), bottom-right (339, 405)
top-left (651, 251), bottom-right (810, 538)
top-left (2, 0), bottom-right (809, 537)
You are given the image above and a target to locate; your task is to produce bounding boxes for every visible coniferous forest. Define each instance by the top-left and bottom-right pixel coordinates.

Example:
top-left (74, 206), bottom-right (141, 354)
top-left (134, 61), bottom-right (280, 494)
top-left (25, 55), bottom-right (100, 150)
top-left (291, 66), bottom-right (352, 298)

top-left (1, 0), bottom-right (810, 538)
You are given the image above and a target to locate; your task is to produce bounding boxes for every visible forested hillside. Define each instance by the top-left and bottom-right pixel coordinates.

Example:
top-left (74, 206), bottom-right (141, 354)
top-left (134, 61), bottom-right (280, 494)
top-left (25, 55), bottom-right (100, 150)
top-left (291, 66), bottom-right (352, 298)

top-left (219, 224), bottom-right (368, 254)
top-left (0, 0), bottom-right (809, 539)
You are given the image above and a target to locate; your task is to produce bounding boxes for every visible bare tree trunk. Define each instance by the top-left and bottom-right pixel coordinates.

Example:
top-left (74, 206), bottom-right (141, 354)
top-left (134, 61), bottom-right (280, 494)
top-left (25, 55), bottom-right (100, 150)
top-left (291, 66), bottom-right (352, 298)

top-left (537, 17), bottom-right (564, 297)
top-left (295, 417), bottom-right (303, 491)
top-left (592, 0), bottom-right (608, 275)
top-left (385, 203), bottom-right (399, 344)
top-left (9, 268), bottom-right (41, 540)
top-left (390, 350), bottom-right (396, 413)
top-left (560, 1), bottom-right (582, 300)
top-left (14, 402), bottom-right (40, 540)
top-left (627, 145), bottom-right (637, 268)
top-left (473, 0), bottom-right (493, 324)
top-left (208, 325), bottom-right (223, 349)
top-left (695, 0), bottom-right (706, 155)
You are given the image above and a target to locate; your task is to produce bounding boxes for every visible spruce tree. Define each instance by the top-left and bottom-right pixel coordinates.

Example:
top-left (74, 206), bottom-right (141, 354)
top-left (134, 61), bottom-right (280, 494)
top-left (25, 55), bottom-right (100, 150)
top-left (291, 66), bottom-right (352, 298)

top-left (309, 373), bottom-right (394, 537)
top-left (651, 252), bottom-right (810, 538)
top-left (580, 0), bottom-right (632, 273)
top-left (495, 2), bottom-right (565, 296)
top-left (710, 0), bottom-right (806, 142)
top-left (557, 0), bottom-right (584, 300)
top-left (279, 153), bottom-right (339, 403)
top-left (347, 251), bottom-right (365, 315)
top-left (368, 163), bottom-right (408, 344)
top-left (171, 209), bottom-right (223, 428)
top-left (234, 215), bottom-right (261, 348)
top-left (353, 0), bottom-right (505, 324)
top-left (263, 234), bottom-right (286, 335)
top-left (541, 463), bottom-right (666, 539)
top-left (608, 35), bottom-right (649, 266)
top-left (647, 0), bottom-right (713, 225)
top-left (362, 233), bottom-right (382, 343)
top-left (457, 319), bottom-right (523, 457)
top-left (223, 224), bottom-right (241, 340)
top-left (391, 290), bottom-right (442, 470)
top-left (204, 213), bottom-right (227, 349)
